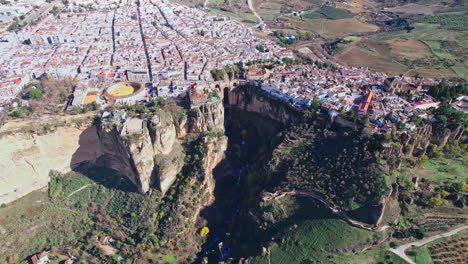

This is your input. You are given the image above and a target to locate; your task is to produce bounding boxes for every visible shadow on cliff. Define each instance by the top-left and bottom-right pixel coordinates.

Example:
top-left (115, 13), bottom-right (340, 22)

top-left (196, 109), bottom-right (286, 262)
top-left (70, 126), bottom-right (138, 193)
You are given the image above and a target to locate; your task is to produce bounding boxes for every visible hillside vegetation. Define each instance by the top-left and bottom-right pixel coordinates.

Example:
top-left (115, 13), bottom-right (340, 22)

top-left (268, 123), bottom-right (389, 211)
top-left (251, 196), bottom-right (388, 264)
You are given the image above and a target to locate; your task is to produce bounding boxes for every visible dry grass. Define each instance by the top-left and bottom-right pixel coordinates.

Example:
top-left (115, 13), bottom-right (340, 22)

top-left (334, 45), bottom-right (406, 73)
top-left (308, 18), bottom-right (378, 38)
top-left (408, 68), bottom-right (458, 78)
top-left (336, 0), bottom-right (374, 14)
top-left (362, 39), bottom-right (433, 59)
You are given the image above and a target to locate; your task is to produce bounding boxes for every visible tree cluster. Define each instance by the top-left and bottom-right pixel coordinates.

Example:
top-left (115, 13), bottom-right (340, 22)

top-left (428, 81), bottom-right (467, 103)
top-left (270, 123), bottom-right (389, 210)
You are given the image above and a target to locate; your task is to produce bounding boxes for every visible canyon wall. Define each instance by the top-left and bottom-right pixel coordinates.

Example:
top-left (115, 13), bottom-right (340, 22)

top-left (1, 84), bottom-right (464, 206)
top-left (0, 125), bottom-right (99, 204)
top-left (227, 84), bottom-right (466, 160)
top-left (0, 100), bottom-right (228, 204)
top-left (226, 84), bottom-right (301, 126)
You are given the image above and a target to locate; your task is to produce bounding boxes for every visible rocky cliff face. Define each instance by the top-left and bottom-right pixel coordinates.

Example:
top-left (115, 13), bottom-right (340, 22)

top-left (0, 125), bottom-right (99, 204)
top-left (96, 112), bottom-right (186, 194)
top-left (0, 100), bottom-right (228, 203)
top-left (188, 101), bottom-right (225, 133)
top-left (96, 122), bottom-right (155, 193)
top-left (201, 136), bottom-right (228, 199)
top-left (226, 85), bottom-right (300, 125)
top-left (381, 123), bottom-right (466, 159)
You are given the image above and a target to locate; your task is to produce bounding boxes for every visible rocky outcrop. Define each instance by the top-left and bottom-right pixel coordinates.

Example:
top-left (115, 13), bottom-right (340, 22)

top-left (431, 124), bottom-right (465, 148)
top-left (97, 114), bottom-right (184, 194)
top-left (0, 98), bottom-right (229, 204)
top-left (226, 85), bottom-right (300, 125)
top-left (154, 140), bottom-right (185, 194)
top-left (201, 136), bottom-right (228, 199)
top-left (381, 124), bottom-right (466, 159)
top-left (402, 125), bottom-right (433, 158)
top-left (188, 101), bottom-right (225, 133)
top-left (0, 125), bottom-right (99, 204)
top-left (152, 113), bottom-right (177, 155)
top-left (96, 121), bottom-right (155, 193)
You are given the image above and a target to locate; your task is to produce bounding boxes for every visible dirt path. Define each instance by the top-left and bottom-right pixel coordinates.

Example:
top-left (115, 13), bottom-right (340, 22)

top-left (264, 190), bottom-right (389, 232)
top-left (65, 184), bottom-right (95, 199)
top-left (247, 0), bottom-right (266, 30)
top-left (389, 225), bottom-right (468, 264)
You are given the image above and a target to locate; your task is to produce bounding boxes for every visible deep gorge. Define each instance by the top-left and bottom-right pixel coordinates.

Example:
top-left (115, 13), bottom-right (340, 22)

top-left (0, 84), bottom-right (465, 263)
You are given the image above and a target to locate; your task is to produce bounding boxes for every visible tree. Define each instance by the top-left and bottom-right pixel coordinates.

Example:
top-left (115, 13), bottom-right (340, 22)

top-left (255, 44), bottom-right (265, 52)
top-left (311, 97), bottom-right (320, 109)
top-left (428, 194), bottom-right (446, 207)
top-left (27, 88), bottom-right (42, 99)
top-left (199, 226), bottom-right (209, 237)
top-left (362, 114), bottom-right (370, 124)
top-left (282, 57), bottom-right (294, 65)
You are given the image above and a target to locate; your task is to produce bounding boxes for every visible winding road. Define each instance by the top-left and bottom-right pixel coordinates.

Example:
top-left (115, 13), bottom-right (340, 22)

top-left (247, 0), bottom-right (267, 31)
top-left (389, 225), bottom-right (468, 264)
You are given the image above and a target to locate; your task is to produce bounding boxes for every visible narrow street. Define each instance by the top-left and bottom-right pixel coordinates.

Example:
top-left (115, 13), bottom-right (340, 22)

top-left (136, 1), bottom-right (153, 83)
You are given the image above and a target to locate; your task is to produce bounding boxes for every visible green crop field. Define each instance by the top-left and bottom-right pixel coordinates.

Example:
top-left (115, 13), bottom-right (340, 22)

top-left (423, 40), bottom-right (459, 60)
top-left (451, 64), bottom-right (468, 79)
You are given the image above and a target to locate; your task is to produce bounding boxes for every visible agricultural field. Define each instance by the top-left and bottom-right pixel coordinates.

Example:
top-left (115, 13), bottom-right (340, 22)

top-left (428, 232), bottom-right (468, 264)
top-left (336, 30), bottom-right (465, 78)
top-left (413, 215), bottom-right (467, 234)
top-left (404, 231), bottom-right (468, 264)
top-left (451, 63), bottom-right (468, 79)
top-left (335, 45), bottom-right (407, 74)
top-left (306, 18), bottom-right (378, 38)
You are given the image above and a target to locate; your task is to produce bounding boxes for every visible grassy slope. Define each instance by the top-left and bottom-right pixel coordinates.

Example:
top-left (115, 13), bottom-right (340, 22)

top-left (0, 168), bottom-right (159, 262)
top-left (250, 196), bottom-right (385, 264)
top-left (417, 155), bottom-right (467, 185)
top-left (408, 247), bottom-right (434, 264)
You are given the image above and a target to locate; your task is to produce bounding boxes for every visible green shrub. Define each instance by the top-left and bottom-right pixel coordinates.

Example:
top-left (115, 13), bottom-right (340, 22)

top-left (27, 88), bottom-right (42, 99)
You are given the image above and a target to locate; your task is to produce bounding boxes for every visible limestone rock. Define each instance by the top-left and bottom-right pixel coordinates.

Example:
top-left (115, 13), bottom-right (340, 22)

top-left (0, 126), bottom-right (99, 204)
top-left (152, 114), bottom-right (176, 155)
top-left (189, 101), bottom-right (225, 133)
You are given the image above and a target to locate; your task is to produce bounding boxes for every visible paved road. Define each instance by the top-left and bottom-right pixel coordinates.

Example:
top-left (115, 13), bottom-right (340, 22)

top-left (25, 1), bottom-right (60, 24)
top-left (389, 225), bottom-right (468, 264)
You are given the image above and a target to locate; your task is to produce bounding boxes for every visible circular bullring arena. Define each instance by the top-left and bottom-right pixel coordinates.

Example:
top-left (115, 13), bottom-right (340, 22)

top-left (103, 81), bottom-right (147, 105)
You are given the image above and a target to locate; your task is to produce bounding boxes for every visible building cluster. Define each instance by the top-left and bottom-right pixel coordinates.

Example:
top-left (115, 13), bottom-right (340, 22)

top-left (0, 0), bottom-right (463, 134)
top-left (0, 0), bottom-right (291, 107)
top-left (0, 0), bottom-right (40, 24)
top-left (256, 64), bottom-right (444, 133)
